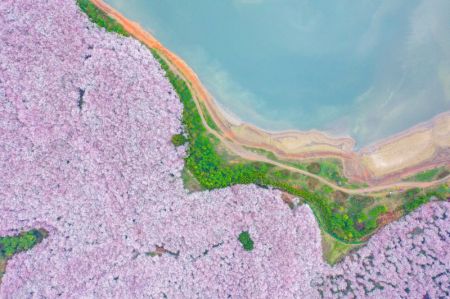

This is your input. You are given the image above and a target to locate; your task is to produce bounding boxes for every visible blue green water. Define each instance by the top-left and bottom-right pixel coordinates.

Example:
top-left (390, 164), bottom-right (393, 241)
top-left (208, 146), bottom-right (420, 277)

top-left (105, 0), bottom-right (450, 147)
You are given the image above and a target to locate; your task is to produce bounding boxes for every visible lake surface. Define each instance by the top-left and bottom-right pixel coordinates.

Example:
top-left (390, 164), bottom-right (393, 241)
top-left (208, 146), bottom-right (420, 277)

top-left (105, 0), bottom-right (450, 147)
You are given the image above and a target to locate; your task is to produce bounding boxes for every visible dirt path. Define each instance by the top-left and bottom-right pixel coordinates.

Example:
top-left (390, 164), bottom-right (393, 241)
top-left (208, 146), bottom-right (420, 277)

top-left (89, 0), bottom-right (450, 196)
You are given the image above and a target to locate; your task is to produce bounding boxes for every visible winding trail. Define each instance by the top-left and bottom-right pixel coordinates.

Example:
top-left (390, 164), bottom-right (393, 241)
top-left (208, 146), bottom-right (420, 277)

top-left (89, 0), bottom-right (449, 196)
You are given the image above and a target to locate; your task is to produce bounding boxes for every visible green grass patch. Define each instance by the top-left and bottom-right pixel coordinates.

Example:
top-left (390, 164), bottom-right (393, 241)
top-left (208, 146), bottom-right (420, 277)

top-left (238, 231), bottom-right (254, 251)
top-left (414, 168), bottom-right (441, 181)
top-left (312, 160), bottom-right (344, 185)
top-left (321, 231), bottom-right (363, 265)
top-left (199, 102), bottom-right (220, 132)
top-left (405, 167), bottom-right (449, 182)
top-left (77, 0), bottom-right (129, 36)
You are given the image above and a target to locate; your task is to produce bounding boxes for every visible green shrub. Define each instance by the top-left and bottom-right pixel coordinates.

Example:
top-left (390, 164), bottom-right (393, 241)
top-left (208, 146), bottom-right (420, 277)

top-left (0, 229), bottom-right (47, 259)
top-left (238, 231), bottom-right (254, 251)
top-left (171, 134), bottom-right (187, 147)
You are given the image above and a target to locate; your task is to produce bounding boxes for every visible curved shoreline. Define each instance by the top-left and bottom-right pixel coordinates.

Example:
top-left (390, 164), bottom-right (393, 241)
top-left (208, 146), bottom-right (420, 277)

top-left (90, 0), bottom-right (450, 185)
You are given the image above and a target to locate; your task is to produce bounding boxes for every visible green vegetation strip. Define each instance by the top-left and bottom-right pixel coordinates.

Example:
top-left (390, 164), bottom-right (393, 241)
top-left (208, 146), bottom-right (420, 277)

top-left (78, 0), bottom-right (450, 259)
top-left (199, 102), bottom-right (221, 132)
top-left (77, 0), bottom-right (129, 36)
top-left (405, 167), bottom-right (449, 182)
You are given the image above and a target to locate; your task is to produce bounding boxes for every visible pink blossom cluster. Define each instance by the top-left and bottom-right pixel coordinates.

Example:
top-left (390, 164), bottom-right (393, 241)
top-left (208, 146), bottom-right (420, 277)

top-left (0, 0), bottom-right (449, 298)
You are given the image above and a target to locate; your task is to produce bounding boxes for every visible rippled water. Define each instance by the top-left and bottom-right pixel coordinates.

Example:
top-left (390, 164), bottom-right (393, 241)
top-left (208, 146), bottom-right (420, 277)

top-left (105, 0), bottom-right (450, 147)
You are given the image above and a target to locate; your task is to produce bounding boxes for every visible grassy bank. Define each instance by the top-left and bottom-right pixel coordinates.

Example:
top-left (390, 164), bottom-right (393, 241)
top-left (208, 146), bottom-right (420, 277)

top-left (321, 231), bottom-right (362, 265)
top-left (77, 0), bottom-right (449, 262)
top-left (77, 0), bottom-right (129, 36)
top-left (404, 167), bottom-right (449, 182)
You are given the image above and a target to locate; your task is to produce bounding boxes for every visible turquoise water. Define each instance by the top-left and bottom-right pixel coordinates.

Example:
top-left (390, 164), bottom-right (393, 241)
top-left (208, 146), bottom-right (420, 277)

top-left (105, 0), bottom-right (450, 147)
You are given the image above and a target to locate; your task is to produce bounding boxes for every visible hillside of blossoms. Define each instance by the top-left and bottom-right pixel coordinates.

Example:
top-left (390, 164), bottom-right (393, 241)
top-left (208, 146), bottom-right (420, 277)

top-left (0, 0), bottom-right (449, 298)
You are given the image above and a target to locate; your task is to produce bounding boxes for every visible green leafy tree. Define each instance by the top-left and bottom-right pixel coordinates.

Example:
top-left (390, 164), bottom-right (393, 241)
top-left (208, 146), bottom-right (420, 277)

top-left (171, 134), bottom-right (187, 146)
top-left (238, 231), bottom-right (254, 251)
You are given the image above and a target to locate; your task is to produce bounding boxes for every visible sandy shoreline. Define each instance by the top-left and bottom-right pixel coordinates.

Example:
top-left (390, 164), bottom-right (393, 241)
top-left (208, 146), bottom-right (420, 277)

top-left (89, 0), bottom-right (450, 185)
